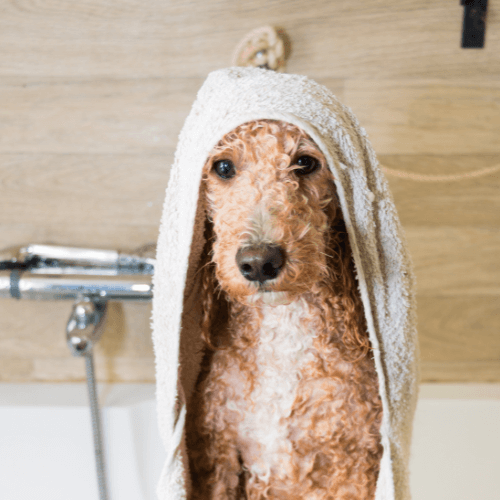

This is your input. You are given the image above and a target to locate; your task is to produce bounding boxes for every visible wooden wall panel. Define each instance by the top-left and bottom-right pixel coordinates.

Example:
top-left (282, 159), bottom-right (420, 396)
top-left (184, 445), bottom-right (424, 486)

top-left (343, 81), bottom-right (500, 155)
top-left (383, 155), bottom-right (500, 227)
top-left (407, 227), bottom-right (500, 296)
top-left (0, 300), bottom-right (155, 382)
top-left (0, 77), bottom-right (343, 154)
top-left (0, 1), bottom-right (498, 79)
top-left (0, 0), bottom-right (499, 383)
top-left (0, 154), bottom-right (169, 227)
top-left (0, 78), bottom-right (200, 154)
top-left (418, 296), bottom-right (500, 362)
top-left (420, 362), bottom-right (500, 383)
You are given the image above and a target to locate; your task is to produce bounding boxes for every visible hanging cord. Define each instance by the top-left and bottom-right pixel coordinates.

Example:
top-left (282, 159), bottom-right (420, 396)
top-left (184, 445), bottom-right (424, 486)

top-left (380, 162), bottom-right (500, 182)
top-left (232, 25), bottom-right (288, 72)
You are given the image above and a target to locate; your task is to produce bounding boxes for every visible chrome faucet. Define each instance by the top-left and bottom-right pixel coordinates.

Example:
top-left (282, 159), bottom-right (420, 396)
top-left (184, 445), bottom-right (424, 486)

top-left (0, 243), bottom-right (156, 500)
top-left (0, 243), bottom-right (154, 275)
top-left (0, 244), bottom-right (154, 301)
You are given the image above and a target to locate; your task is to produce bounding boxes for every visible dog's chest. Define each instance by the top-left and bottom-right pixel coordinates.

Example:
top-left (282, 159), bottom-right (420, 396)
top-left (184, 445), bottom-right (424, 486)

top-left (225, 299), bottom-right (320, 481)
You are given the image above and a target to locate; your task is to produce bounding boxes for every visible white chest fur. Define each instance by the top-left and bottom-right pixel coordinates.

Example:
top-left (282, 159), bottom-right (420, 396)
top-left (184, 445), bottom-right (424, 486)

top-left (226, 298), bottom-right (319, 483)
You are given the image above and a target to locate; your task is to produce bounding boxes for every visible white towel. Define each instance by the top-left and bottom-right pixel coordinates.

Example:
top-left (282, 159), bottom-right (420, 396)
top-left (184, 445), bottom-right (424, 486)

top-left (152, 66), bottom-right (419, 500)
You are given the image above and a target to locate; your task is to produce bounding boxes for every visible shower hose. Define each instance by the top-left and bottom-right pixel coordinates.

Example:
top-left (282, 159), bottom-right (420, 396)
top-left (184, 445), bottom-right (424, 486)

top-left (85, 350), bottom-right (108, 500)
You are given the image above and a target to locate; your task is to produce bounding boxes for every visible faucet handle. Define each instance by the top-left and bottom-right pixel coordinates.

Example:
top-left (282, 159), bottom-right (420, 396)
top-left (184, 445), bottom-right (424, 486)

top-left (66, 299), bottom-right (107, 356)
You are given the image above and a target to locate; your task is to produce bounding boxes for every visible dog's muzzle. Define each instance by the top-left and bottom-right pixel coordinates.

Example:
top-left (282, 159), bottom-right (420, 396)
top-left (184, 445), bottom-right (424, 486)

top-left (236, 244), bottom-right (285, 283)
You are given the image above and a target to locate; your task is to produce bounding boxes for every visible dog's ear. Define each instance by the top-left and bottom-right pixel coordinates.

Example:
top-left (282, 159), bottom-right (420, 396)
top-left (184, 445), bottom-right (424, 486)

top-left (199, 217), bottom-right (231, 350)
top-left (324, 194), bottom-right (371, 360)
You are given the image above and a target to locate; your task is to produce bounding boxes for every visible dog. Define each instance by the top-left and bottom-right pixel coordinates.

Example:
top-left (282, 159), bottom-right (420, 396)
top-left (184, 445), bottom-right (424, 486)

top-left (186, 119), bottom-right (383, 499)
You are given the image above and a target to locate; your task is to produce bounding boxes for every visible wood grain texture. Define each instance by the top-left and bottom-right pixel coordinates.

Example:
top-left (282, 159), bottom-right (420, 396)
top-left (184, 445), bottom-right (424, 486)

top-left (3, 77), bottom-right (499, 156)
top-left (0, 78), bottom-right (199, 154)
top-left (0, 77), bottom-right (343, 153)
top-left (406, 227), bottom-right (500, 296)
top-left (0, 0), bottom-right (499, 382)
top-left (0, 154), bottom-right (169, 226)
top-left (420, 362), bottom-right (500, 383)
top-left (418, 296), bottom-right (500, 362)
top-left (0, 1), bottom-right (498, 79)
top-left (343, 80), bottom-right (500, 155)
top-left (0, 300), bottom-right (155, 382)
top-left (382, 155), bottom-right (500, 227)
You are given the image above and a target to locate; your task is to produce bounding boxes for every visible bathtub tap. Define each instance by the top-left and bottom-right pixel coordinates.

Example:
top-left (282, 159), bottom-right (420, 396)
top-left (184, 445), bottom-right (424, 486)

top-left (0, 244), bottom-right (153, 301)
top-left (0, 243), bottom-right (156, 500)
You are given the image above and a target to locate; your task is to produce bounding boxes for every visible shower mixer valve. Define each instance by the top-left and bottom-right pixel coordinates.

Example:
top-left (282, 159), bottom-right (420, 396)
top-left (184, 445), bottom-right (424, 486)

top-left (0, 242), bottom-right (154, 500)
top-left (0, 243), bottom-right (154, 301)
top-left (0, 243), bottom-right (155, 275)
top-left (66, 299), bottom-right (107, 357)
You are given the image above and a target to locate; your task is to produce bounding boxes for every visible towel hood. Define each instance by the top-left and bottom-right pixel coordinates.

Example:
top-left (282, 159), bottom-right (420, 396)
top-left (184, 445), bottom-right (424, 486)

top-left (152, 66), bottom-right (419, 500)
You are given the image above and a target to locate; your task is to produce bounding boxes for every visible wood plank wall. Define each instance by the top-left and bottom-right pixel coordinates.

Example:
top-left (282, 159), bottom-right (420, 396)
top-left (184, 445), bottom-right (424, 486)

top-left (0, 0), bottom-right (499, 382)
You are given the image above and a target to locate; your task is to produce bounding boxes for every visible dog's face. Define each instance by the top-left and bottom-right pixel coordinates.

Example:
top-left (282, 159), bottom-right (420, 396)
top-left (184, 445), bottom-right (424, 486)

top-left (202, 120), bottom-right (338, 306)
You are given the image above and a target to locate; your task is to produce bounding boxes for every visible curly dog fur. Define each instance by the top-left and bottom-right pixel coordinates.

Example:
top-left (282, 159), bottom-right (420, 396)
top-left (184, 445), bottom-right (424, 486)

top-left (186, 120), bottom-right (383, 499)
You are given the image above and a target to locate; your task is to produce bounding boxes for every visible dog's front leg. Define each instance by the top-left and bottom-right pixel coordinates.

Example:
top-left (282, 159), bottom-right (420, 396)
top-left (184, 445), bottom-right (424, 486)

top-left (189, 393), bottom-right (245, 498)
top-left (203, 429), bottom-right (244, 499)
top-left (191, 449), bottom-right (243, 500)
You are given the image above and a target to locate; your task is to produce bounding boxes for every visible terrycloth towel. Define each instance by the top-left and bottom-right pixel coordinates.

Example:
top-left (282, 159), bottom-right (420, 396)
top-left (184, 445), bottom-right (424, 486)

top-left (152, 66), bottom-right (419, 500)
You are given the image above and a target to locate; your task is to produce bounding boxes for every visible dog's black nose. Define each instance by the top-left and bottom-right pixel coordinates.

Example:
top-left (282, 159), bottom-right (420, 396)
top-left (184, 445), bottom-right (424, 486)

top-left (236, 245), bottom-right (286, 283)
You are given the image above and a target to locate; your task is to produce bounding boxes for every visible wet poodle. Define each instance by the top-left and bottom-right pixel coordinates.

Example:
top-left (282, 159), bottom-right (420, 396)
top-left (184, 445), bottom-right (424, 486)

top-left (186, 119), bottom-right (383, 500)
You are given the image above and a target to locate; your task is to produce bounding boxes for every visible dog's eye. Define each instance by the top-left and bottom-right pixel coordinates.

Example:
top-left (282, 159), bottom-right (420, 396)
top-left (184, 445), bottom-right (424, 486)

top-left (213, 159), bottom-right (236, 179)
top-left (294, 156), bottom-right (320, 176)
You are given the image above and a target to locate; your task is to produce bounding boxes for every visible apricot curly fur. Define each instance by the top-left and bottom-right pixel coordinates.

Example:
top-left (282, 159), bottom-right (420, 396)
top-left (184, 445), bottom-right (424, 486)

top-left (186, 120), bottom-right (383, 499)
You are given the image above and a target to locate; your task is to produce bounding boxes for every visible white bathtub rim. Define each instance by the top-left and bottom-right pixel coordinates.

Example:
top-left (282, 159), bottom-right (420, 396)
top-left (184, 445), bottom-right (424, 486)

top-left (0, 382), bottom-right (156, 407)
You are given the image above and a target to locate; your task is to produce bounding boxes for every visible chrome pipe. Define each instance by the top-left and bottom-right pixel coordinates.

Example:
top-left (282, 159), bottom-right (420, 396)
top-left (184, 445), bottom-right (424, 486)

top-left (0, 271), bottom-right (152, 301)
top-left (0, 244), bottom-right (155, 276)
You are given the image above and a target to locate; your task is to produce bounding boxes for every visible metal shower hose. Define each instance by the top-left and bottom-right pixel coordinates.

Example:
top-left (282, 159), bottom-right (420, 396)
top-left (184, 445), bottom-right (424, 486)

top-left (85, 351), bottom-right (108, 500)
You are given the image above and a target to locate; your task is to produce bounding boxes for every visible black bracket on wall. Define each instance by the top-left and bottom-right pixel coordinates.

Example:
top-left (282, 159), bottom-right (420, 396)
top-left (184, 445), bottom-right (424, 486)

top-left (461, 0), bottom-right (488, 48)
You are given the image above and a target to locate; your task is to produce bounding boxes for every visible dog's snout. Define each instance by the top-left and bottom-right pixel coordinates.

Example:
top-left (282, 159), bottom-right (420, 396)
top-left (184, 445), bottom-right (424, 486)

top-left (236, 245), bottom-right (285, 283)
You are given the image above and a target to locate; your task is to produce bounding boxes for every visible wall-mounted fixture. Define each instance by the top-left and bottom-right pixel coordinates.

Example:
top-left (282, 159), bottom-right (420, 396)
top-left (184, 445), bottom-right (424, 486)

top-left (461, 0), bottom-right (488, 48)
top-left (0, 243), bottom-right (154, 500)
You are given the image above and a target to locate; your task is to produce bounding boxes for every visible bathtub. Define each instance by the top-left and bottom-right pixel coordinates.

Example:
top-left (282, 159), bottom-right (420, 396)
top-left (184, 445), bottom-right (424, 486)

top-left (0, 384), bottom-right (165, 500)
top-left (1, 383), bottom-right (499, 500)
